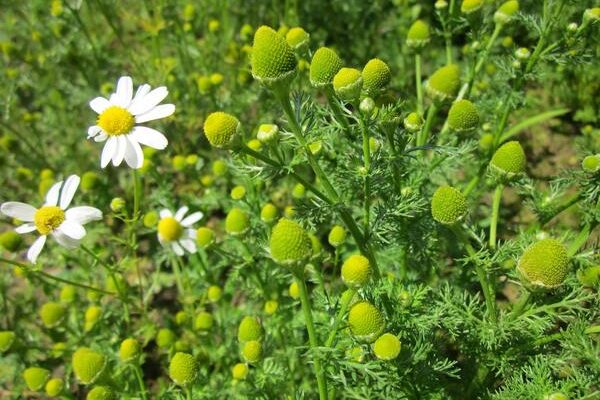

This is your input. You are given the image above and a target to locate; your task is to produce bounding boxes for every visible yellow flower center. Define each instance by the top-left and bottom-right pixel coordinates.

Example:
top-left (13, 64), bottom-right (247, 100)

top-left (97, 106), bottom-right (135, 136)
top-left (158, 217), bottom-right (183, 242)
top-left (34, 206), bottom-right (65, 235)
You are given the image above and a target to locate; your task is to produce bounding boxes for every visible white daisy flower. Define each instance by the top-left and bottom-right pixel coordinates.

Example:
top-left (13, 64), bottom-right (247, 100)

top-left (157, 207), bottom-right (203, 256)
top-left (0, 175), bottom-right (102, 263)
top-left (87, 76), bottom-right (175, 169)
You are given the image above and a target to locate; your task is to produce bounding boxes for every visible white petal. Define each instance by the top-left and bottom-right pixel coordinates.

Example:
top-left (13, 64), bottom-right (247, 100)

top-left (27, 235), bottom-right (47, 263)
top-left (66, 206), bottom-right (103, 225)
top-left (131, 126), bottom-right (168, 150)
top-left (114, 76), bottom-right (133, 107)
top-left (45, 181), bottom-right (63, 206)
top-left (53, 230), bottom-right (80, 248)
top-left (181, 211), bottom-right (203, 227)
top-left (187, 229), bottom-right (196, 239)
top-left (88, 125), bottom-right (102, 139)
top-left (172, 242), bottom-right (184, 256)
top-left (89, 97), bottom-right (110, 114)
top-left (112, 135), bottom-right (127, 166)
top-left (124, 135), bottom-right (144, 169)
top-left (15, 223), bottom-right (36, 233)
top-left (159, 209), bottom-right (172, 218)
top-left (58, 220), bottom-right (86, 240)
top-left (94, 132), bottom-right (108, 142)
top-left (1, 202), bottom-right (36, 221)
top-left (135, 104), bottom-right (175, 123)
top-left (175, 206), bottom-right (188, 221)
top-left (60, 175), bottom-right (80, 209)
top-left (179, 238), bottom-right (197, 254)
top-left (129, 86), bottom-right (168, 115)
top-left (133, 84), bottom-right (151, 101)
top-left (101, 137), bottom-right (118, 168)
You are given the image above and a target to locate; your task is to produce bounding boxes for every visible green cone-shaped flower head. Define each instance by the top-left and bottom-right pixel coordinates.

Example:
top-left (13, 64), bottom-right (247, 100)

top-left (40, 302), bottom-right (66, 328)
top-left (285, 27), bottom-right (310, 52)
top-left (238, 316), bottom-right (263, 342)
top-left (431, 186), bottom-right (467, 225)
top-left (45, 378), bottom-right (64, 397)
top-left (196, 227), bottom-right (215, 248)
top-left (333, 68), bottom-right (363, 101)
top-left (341, 255), bottom-right (371, 288)
top-left (270, 218), bottom-right (312, 267)
top-left (232, 363), bottom-right (249, 380)
top-left (156, 328), bottom-right (176, 349)
top-left (447, 99), bottom-right (479, 132)
top-left (119, 338), bottom-right (140, 362)
top-left (72, 347), bottom-right (107, 385)
top-left (169, 352), bottom-right (198, 386)
top-left (87, 386), bottom-right (115, 400)
top-left (203, 112), bottom-right (240, 148)
top-left (362, 58), bottom-right (391, 95)
top-left (328, 225), bottom-right (346, 247)
top-left (461, 0), bottom-right (483, 14)
top-left (494, 1), bottom-right (519, 24)
top-left (372, 333), bottom-right (401, 360)
top-left (0, 330), bottom-right (16, 352)
top-left (310, 47), bottom-right (343, 87)
top-left (241, 340), bottom-right (262, 363)
top-left (490, 141), bottom-right (526, 177)
top-left (517, 239), bottom-right (569, 288)
top-left (582, 154), bottom-right (600, 173)
top-left (260, 203), bottom-right (278, 223)
top-left (194, 311), bottom-right (214, 331)
top-left (406, 20), bottom-right (430, 49)
top-left (404, 112), bottom-right (423, 132)
top-left (426, 64), bottom-right (460, 102)
top-left (348, 301), bottom-right (385, 343)
top-left (251, 25), bottom-right (297, 87)
top-left (23, 367), bottom-right (50, 391)
top-left (225, 207), bottom-right (250, 235)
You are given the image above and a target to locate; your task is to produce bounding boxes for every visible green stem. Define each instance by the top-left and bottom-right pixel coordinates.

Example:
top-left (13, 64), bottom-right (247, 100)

top-left (171, 253), bottom-right (186, 302)
top-left (325, 288), bottom-right (356, 347)
top-left (567, 222), bottom-right (597, 257)
top-left (296, 275), bottom-right (328, 400)
top-left (417, 102), bottom-right (438, 147)
top-left (415, 53), bottom-right (424, 115)
top-left (359, 115), bottom-right (371, 230)
top-left (463, 23), bottom-right (502, 99)
top-left (489, 185), bottom-right (503, 249)
top-left (185, 387), bottom-right (192, 400)
top-left (132, 363), bottom-right (148, 400)
top-left (131, 169), bottom-right (145, 312)
top-left (541, 193), bottom-right (582, 226)
top-left (508, 290), bottom-right (531, 321)
top-left (325, 87), bottom-right (351, 133)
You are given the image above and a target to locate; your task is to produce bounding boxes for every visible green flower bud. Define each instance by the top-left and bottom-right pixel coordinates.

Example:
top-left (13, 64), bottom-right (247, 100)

top-left (0, 331), bottom-right (16, 352)
top-left (142, 211), bottom-right (159, 228)
top-left (110, 197), bottom-right (126, 213)
top-left (87, 386), bottom-right (115, 400)
top-left (196, 227), bottom-right (215, 248)
top-left (207, 285), bottom-right (222, 302)
top-left (84, 305), bottom-right (102, 332)
top-left (264, 299), bottom-right (278, 315)
top-left (230, 185), bottom-right (246, 200)
top-left (269, 218), bottom-right (312, 267)
top-left (172, 155), bottom-right (186, 171)
top-left (232, 362), bottom-right (248, 380)
top-left (404, 112), bottom-right (423, 132)
top-left (247, 139), bottom-right (262, 152)
top-left (479, 133), bottom-right (494, 151)
top-left (582, 154), bottom-right (600, 173)
top-left (240, 24), bottom-right (253, 41)
top-left (360, 97), bottom-right (376, 116)
top-left (490, 141), bottom-right (526, 177)
top-left (257, 123), bottom-right (279, 143)
top-left (517, 239), bottom-right (569, 288)
top-left (169, 352), bottom-right (198, 386)
top-left (194, 311), bottom-right (214, 331)
top-left (225, 207), bottom-right (250, 235)
top-left (333, 67), bottom-right (363, 101)
top-left (577, 265), bottom-right (600, 287)
top-left (241, 340), bottom-right (262, 363)
top-left (288, 281), bottom-right (300, 299)
top-left (328, 225), bottom-right (346, 247)
top-left (515, 47), bottom-right (530, 60)
top-left (583, 8), bottom-right (600, 24)
top-left (81, 171), bottom-right (99, 192)
top-left (309, 233), bottom-right (322, 257)
top-left (435, 0), bottom-right (448, 9)
top-left (119, 338), bottom-right (140, 362)
top-left (461, 0), bottom-right (482, 14)
top-left (0, 230), bottom-right (23, 252)
top-left (406, 20), bottom-right (430, 49)
top-left (431, 185), bottom-right (468, 225)
top-left (447, 99), bottom-right (479, 132)
top-left (251, 25), bottom-right (297, 87)
top-left (212, 160), bottom-right (228, 176)
top-left (60, 285), bottom-right (77, 303)
top-left (426, 64), bottom-right (460, 102)
top-left (292, 183), bottom-right (306, 199)
top-left (348, 301), bottom-right (385, 343)
top-left (203, 112), bottom-right (240, 148)
top-left (372, 333), bottom-right (401, 360)
top-left (494, 1), bottom-right (519, 24)
top-left (72, 347), bottom-right (107, 385)
top-left (285, 27), bottom-right (310, 52)
top-left (362, 58), bottom-right (391, 95)
top-left (40, 302), bottom-right (66, 328)
top-left (45, 377), bottom-right (64, 397)
top-left (23, 367), bottom-right (50, 391)
top-left (51, 342), bottom-right (67, 358)
top-left (341, 254), bottom-right (371, 288)
top-left (310, 47), bottom-right (343, 87)
top-left (260, 203), bottom-right (278, 223)
top-left (238, 316), bottom-right (263, 342)
top-left (208, 19), bottom-right (220, 32)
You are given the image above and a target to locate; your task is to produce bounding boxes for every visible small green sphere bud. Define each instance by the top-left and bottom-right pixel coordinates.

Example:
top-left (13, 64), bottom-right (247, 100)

top-left (341, 254), bottom-right (371, 288)
top-left (407, 20), bottom-right (431, 49)
top-left (241, 340), bottom-right (262, 363)
top-left (285, 27), bottom-right (310, 52)
top-left (169, 352), bottom-right (198, 386)
top-left (292, 183), bottom-right (306, 199)
top-left (518, 239), bottom-right (569, 288)
top-left (515, 47), bottom-right (530, 60)
top-left (207, 285), bottom-right (222, 302)
top-left (172, 155), bottom-right (186, 171)
top-left (0, 331), bottom-right (16, 352)
top-left (238, 316), bottom-right (263, 342)
top-left (333, 68), bottom-right (363, 101)
top-left (87, 386), bottom-right (115, 400)
top-left (404, 112), bottom-right (423, 132)
top-left (260, 203), bottom-right (278, 223)
top-left (461, 0), bottom-right (482, 14)
top-left (431, 186), bottom-right (468, 225)
top-left (84, 305), bottom-right (102, 331)
top-left (209, 73), bottom-right (223, 86)
top-left (194, 311), bottom-right (214, 331)
top-left (288, 281), bottom-right (300, 299)
top-left (247, 139), bottom-right (262, 152)
top-left (490, 141), bottom-right (526, 177)
top-left (270, 218), bottom-right (312, 267)
top-left (0, 230), bottom-right (23, 252)
top-left (212, 160), bottom-right (228, 176)
top-left (51, 342), bottom-right (67, 358)
top-left (348, 301), bottom-right (385, 342)
top-left (119, 338), bottom-right (141, 362)
top-left (360, 97), bottom-right (376, 116)
top-left (479, 133), bottom-right (494, 151)
top-left (39, 178), bottom-right (54, 197)
top-left (110, 197), bottom-right (126, 213)
top-left (582, 154), bottom-right (600, 173)
top-left (225, 207), bottom-right (250, 235)
top-left (156, 328), bottom-right (176, 349)
top-left (257, 123), bottom-right (279, 143)
top-left (251, 25), bottom-right (297, 87)
top-left (362, 58), bottom-right (391, 95)
top-left (40, 302), bottom-right (66, 328)
top-left (175, 311), bottom-right (188, 326)
top-left (494, 1), bottom-right (519, 24)
top-left (240, 24), bottom-right (253, 41)
top-left (328, 225), bottom-right (346, 247)
top-left (232, 362), bottom-right (249, 380)
top-left (208, 19), bottom-right (220, 32)
top-left (264, 299), bottom-right (279, 315)
top-left (72, 347), bottom-right (107, 385)
top-left (372, 333), bottom-right (401, 360)
top-left (435, 0), bottom-right (448, 9)
top-left (59, 286), bottom-right (76, 304)
top-left (230, 185), bottom-right (246, 200)
top-left (45, 377), bottom-right (64, 397)
top-left (310, 47), bottom-right (343, 87)
top-left (186, 154), bottom-right (199, 166)
top-left (40, 168), bottom-right (53, 179)
top-left (23, 367), bottom-right (50, 391)
top-left (447, 99), bottom-right (479, 132)
top-left (196, 227), bottom-right (215, 248)
top-left (143, 211), bottom-right (159, 228)
top-left (203, 112), bottom-right (240, 148)
top-left (426, 64), bottom-right (460, 102)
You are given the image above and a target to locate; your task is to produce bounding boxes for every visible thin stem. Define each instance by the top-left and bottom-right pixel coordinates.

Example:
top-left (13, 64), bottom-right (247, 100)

top-left (295, 275), bottom-right (328, 400)
top-left (507, 290), bottom-right (531, 321)
top-left (489, 184), bottom-right (503, 249)
top-left (417, 102), bottom-right (438, 147)
top-left (541, 193), bottom-right (582, 226)
top-left (359, 115), bottom-right (371, 230)
top-left (325, 288), bottom-right (356, 347)
top-left (185, 387), bottom-right (192, 400)
top-left (325, 87), bottom-right (351, 133)
top-left (131, 169), bottom-right (145, 312)
top-left (414, 53), bottom-right (424, 115)
top-left (567, 222), bottom-right (597, 257)
top-left (462, 23), bottom-right (502, 99)
top-left (132, 363), bottom-right (148, 400)
top-left (171, 253), bottom-right (186, 301)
